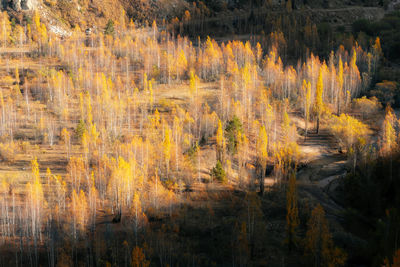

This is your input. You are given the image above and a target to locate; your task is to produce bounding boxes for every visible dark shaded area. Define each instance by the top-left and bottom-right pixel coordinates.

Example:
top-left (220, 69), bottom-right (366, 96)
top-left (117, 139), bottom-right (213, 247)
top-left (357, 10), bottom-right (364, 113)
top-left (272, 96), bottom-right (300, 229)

top-left (352, 11), bottom-right (400, 63)
top-left (336, 153), bottom-right (400, 265)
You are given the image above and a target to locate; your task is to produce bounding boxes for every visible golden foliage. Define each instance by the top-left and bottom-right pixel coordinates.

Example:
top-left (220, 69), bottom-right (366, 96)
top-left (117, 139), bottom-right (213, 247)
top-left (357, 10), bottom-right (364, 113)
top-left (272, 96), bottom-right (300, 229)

top-left (329, 114), bottom-right (369, 150)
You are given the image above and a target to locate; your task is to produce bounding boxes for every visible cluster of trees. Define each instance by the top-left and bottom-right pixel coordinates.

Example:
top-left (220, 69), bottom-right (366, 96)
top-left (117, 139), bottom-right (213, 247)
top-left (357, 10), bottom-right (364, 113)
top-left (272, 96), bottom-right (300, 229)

top-left (0, 8), bottom-right (394, 266)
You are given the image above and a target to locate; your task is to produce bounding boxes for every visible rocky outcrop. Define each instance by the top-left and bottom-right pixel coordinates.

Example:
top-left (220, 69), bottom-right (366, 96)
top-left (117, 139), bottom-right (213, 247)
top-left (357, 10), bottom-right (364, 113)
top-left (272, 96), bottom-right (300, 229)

top-left (10, 0), bottom-right (39, 11)
top-left (12, 0), bottom-right (21, 11)
top-left (22, 0), bottom-right (39, 10)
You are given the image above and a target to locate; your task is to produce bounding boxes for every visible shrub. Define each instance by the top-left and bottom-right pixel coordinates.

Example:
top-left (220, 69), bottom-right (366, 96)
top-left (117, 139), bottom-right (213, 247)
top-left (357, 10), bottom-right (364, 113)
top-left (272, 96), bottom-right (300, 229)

top-left (352, 96), bottom-right (382, 118)
top-left (211, 161), bottom-right (226, 183)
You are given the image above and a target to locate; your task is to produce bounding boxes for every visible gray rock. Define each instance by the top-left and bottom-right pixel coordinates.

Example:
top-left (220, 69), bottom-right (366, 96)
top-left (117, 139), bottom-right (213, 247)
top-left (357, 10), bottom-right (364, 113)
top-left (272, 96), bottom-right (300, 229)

top-left (10, 0), bottom-right (39, 11)
top-left (21, 0), bottom-right (39, 10)
top-left (12, 0), bottom-right (22, 11)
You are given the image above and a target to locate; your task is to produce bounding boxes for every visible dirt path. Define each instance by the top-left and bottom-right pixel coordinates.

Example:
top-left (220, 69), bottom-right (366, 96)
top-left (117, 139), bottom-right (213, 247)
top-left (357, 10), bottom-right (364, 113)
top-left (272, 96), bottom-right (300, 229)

top-left (296, 129), bottom-right (347, 217)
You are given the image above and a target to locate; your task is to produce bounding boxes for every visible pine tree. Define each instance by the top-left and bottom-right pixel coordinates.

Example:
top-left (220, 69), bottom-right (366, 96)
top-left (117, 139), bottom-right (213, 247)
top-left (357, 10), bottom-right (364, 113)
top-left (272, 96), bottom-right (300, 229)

top-left (211, 160), bottom-right (226, 183)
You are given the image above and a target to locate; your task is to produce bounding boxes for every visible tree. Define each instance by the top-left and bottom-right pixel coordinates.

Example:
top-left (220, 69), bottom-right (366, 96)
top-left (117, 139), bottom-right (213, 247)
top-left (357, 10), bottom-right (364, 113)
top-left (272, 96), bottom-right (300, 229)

top-left (304, 204), bottom-right (346, 267)
top-left (216, 119), bottom-right (225, 162)
top-left (256, 124), bottom-right (268, 195)
top-left (285, 172), bottom-right (299, 251)
top-left (0, 12), bottom-right (11, 47)
top-left (225, 115), bottom-right (242, 154)
top-left (237, 221), bottom-right (249, 266)
top-left (302, 80), bottom-right (312, 139)
top-left (131, 246), bottom-right (150, 267)
top-left (14, 67), bottom-right (21, 99)
top-left (71, 189), bottom-right (88, 239)
top-left (163, 126), bottom-right (172, 178)
top-left (131, 192), bottom-right (146, 244)
top-left (75, 119), bottom-right (86, 140)
top-left (314, 69), bottom-right (324, 134)
top-left (27, 157), bottom-right (46, 263)
top-left (329, 114), bottom-right (369, 151)
top-left (379, 107), bottom-right (397, 180)
top-left (380, 108), bottom-right (397, 156)
top-left (211, 160), bottom-right (226, 183)
top-left (105, 20), bottom-right (115, 36)
top-left (337, 57), bottom-right (344, 115)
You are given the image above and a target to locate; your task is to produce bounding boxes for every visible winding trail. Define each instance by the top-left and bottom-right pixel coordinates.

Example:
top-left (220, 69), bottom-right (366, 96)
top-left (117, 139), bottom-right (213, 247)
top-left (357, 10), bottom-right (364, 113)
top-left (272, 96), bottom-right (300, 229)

top-left (296, 129), bottom-right (347, 217)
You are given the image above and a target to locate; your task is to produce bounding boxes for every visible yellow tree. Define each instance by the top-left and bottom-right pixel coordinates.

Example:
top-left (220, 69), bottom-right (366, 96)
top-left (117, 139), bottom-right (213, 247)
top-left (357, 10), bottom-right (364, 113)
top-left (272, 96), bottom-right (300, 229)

top-left (256, 124), bottom-right (268, 195)
top-left (176, 49), bottom-right (187, 81)
top-left (163, 126), bottom-right (172, 178)
top-left (329, 113), bottom-right (369, 170)
top-left (237, 131), bottom-right (249, 187)
top-left (60, 128), bottom-right (71, 157)
top-left (337, 57), bottom-right (344, 115)
top-left (302, 80), bottom-right (312, 139)
top-left (305, 204), bottom-right (346, 267)
top-left (27, 157), bottom-right (46, 242)
top-left (314, 69), bottom-right (324, 134)
top-left (71, 189), bottom-right (88, 239)
top-left (379, 107), bottom-right (397, 180)
top-left (131, 191), bottom-right (147, 244)
top-left (0, 12), bottom-right (11, 47)
top-left (216, 119), bottom-right (225, 163)
top-left (380, 108), bottom-right (397, 156)
top-left (330, 113), bottom-right (369, 152)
